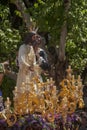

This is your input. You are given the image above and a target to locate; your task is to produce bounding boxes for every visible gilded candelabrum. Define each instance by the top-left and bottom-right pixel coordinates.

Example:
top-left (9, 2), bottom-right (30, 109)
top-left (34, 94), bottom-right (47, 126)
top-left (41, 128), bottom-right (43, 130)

top-left (58, 66), bottom-right (84, 122)
top-left (2, 66), bottom-right (84, 126)
top-left (13, 76), bottom-right (58, 122)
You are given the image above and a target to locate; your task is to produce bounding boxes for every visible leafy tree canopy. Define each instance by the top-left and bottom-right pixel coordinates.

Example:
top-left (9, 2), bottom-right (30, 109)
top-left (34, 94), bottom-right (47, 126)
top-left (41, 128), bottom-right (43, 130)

top-left (0, 4), bottom-right (21, 63)
top-left (0, 0), bottom-right (87, 73)
top-left (27, 0), bottom-right (87, 73)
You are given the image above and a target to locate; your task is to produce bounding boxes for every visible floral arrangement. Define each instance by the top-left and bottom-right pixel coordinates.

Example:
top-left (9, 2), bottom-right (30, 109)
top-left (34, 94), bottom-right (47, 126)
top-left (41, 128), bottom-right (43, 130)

top-left (0, 112), bottom-right (83, 130)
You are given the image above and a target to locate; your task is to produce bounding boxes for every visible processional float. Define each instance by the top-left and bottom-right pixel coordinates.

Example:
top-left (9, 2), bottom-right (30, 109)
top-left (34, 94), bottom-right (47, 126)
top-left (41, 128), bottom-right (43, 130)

top-left (0, 66), bottom-right (84, 127)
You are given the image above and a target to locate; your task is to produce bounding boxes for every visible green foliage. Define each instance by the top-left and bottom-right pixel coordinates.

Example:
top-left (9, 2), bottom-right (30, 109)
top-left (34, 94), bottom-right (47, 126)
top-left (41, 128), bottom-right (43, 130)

top-left (1, 76), bottom-right (15, 103)
top-left (67, 0), bottom-right (87, 43)
top-left (0, 4), bottom-right (21, 101)
top-left (28, 0), bottom-right (87, 73)
top-left (0, 4), bottom-right (21, 62)
top-left (28, 0), bottom-right (64, 45)
top-left (65, 0), bottom-right (87, 73)
top-left (66, 40), bottom-right (87, 73)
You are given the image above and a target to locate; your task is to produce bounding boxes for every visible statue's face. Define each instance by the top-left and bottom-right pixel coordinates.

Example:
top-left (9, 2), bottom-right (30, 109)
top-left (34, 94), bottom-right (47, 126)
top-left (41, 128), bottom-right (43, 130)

top-left (31, 34), bottom-right (41, 46)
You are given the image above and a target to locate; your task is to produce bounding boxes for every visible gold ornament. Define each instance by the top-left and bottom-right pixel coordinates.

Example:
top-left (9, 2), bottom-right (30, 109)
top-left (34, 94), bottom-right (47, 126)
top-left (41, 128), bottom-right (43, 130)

top-left (2, 66), bottom-right (84, 125)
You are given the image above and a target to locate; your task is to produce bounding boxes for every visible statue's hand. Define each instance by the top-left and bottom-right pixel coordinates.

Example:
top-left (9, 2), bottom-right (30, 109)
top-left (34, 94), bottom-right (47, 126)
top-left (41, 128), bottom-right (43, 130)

top-left (29, 66), bottom-right (34, 71)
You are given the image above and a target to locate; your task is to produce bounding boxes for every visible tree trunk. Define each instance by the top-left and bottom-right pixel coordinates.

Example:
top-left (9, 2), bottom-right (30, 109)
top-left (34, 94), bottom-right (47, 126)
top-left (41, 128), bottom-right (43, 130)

top-left (14, 0), bottom-right (32, 30)
top-left (58, 22), bottom-right (67, 62)
top-left (55, 0), bottom-right (71, 87)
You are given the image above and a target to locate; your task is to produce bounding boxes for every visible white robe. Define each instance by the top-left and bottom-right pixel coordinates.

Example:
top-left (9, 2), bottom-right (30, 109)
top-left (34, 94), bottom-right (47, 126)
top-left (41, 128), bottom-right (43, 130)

top-left (16, 44), bottom-right (42, 91)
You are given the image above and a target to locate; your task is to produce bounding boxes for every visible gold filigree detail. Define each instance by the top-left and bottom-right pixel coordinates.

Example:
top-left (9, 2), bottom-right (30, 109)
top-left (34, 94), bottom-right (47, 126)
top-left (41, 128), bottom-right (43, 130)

top-left (2, 66), bottom-right (84, 125)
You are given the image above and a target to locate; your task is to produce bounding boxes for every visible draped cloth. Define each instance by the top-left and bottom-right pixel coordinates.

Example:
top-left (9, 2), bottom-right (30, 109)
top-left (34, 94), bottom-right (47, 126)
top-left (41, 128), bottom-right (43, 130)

top-left (36, 48), bottom-right (50, 71)
top-left (16, 44), bottom-right (42, 91)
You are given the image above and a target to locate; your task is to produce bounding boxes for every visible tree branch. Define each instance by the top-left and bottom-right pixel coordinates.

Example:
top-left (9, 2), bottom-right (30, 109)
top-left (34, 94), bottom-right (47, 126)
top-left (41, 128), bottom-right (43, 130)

top-left (14, 0), bottom-right (32, 30)
top-left (58, 0), bottom-right (71, 62)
